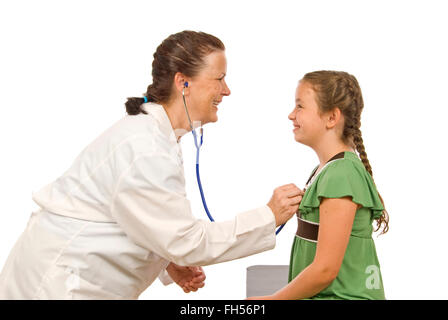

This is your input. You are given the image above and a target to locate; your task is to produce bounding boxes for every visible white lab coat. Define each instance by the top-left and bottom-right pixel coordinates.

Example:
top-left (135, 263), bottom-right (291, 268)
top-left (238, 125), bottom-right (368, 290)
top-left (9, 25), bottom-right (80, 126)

top-left (0, 102), bottom-right (276, 299)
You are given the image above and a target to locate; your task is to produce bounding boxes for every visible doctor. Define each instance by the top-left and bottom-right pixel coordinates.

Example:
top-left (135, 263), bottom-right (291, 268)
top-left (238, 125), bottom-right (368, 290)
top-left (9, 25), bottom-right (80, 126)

top-left (0, 30), bottom-right (303, 299)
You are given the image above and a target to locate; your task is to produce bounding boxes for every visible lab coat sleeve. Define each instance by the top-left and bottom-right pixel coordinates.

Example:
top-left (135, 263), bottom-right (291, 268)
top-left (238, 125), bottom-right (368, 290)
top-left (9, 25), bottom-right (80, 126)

top-left (110, 151), bottom-right (276, 267)
top-left (158, 268), bottom-right (174, 286)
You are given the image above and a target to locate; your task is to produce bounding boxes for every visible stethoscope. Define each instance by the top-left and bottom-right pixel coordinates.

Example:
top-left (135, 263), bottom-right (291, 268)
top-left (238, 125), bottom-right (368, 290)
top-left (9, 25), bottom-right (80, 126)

top-left (182, 82), bottom-right (284, 235)
top-left (182, 82), bottom-right (214, 222)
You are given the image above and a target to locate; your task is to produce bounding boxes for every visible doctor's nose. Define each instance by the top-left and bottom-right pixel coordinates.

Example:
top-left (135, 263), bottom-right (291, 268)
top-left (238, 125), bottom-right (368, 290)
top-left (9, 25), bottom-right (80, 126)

top-left (221, 80), bottom-right (231, 96)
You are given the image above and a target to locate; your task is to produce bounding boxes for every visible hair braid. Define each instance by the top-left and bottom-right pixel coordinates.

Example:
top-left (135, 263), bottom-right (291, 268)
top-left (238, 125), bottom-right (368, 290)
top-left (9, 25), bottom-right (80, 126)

top-left (353, 128), bottom-right (373, 176)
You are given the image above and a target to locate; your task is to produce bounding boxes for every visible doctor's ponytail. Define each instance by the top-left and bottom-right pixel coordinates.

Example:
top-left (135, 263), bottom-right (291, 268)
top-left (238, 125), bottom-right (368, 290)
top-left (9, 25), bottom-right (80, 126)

top-left (302, 70), bottom-right (389, 235)
top-left (125, 30), bottom-right (225, 115)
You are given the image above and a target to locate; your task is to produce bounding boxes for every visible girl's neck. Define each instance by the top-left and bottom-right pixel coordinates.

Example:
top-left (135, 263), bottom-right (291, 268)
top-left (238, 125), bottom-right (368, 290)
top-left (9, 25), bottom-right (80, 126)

top-left (313, 140), bottom-right (355, 169)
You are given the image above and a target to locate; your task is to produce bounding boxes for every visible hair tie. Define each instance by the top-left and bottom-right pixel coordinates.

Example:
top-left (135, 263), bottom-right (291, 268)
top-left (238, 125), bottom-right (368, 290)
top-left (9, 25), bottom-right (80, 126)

top-left (143, 96), bottom-right (148, 103)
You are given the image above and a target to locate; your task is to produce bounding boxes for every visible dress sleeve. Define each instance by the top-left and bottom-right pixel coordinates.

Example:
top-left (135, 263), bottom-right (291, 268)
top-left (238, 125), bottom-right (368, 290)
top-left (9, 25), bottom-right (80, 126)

top-left (110, 151), bottom-right (276, 267)
top-left (300, 160), bottom-right (384, 219)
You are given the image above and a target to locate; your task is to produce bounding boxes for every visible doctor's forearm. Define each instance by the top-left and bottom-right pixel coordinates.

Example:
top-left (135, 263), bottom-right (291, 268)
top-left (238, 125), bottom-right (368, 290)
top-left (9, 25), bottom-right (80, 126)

top-left (272, 263), bottom-right (335, 300)
top-left (164, 206), bottom-right (276, 266)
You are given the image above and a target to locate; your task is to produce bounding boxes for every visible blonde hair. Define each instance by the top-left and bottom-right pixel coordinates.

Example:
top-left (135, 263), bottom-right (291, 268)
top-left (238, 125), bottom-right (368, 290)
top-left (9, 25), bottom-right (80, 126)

top-left (302, 70), bottom-right (389, 235)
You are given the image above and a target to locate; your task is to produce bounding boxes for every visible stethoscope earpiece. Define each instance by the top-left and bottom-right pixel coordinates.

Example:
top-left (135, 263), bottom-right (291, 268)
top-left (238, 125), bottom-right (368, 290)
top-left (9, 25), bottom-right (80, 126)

top-left (184, 82), bottom-right (189, 88)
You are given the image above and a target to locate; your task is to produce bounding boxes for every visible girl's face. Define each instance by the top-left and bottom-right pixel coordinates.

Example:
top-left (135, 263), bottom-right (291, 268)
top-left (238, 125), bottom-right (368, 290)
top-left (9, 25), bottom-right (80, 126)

top-left (288, 80), bottom-right (327, 147)
top-left (187, 50), bottom-right (231, 125)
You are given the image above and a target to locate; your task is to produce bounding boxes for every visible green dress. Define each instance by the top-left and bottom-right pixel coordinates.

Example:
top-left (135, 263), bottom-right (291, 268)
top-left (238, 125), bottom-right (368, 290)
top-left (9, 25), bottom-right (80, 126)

top-left (288, 151), bottom-right (386, 300)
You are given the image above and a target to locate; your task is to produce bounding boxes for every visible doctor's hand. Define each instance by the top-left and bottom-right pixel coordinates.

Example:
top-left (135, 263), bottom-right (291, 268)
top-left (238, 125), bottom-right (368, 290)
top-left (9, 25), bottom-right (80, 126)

top-left (166, 263), bottom-right (206, 293)
top-left (267, 183), bottom-right (304, 227)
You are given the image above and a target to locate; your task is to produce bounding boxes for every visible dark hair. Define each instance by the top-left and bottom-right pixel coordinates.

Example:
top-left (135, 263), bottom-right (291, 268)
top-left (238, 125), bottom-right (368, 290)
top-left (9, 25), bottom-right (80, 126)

top-left (302, 70), bottom-right (389, 235)
top-left (125, 30), bottom-right (225, 115)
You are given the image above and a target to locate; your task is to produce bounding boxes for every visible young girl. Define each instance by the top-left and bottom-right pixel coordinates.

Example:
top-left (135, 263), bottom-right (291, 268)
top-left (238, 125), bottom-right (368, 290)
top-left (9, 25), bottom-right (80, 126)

top-left (250, 70), bottom-right (389, 300)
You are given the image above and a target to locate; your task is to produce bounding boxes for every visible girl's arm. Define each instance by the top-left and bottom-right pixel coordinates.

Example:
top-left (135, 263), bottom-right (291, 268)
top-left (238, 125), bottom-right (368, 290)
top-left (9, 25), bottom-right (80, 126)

top-left (249, 196), bottom-right (358, 300)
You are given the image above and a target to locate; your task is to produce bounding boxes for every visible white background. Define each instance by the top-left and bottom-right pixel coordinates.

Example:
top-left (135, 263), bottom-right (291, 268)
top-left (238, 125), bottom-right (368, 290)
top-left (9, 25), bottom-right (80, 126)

top-left (1, 0), bottom-right (447, 300)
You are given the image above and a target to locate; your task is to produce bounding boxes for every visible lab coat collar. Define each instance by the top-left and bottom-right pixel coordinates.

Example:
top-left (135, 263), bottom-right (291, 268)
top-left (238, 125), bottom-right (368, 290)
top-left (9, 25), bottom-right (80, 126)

top-left (141, 102), bottom-right (179, 145)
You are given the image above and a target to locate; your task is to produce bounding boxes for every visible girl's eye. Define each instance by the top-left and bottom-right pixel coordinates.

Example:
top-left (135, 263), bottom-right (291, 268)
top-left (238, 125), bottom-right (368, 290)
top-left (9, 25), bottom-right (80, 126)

top-left (296, 105), bottom-right (303, 109)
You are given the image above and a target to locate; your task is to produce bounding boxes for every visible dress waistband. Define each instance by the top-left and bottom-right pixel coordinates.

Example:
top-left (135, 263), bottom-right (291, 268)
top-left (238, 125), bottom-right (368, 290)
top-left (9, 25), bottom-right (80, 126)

top-left (295, 212), bottom-right (319, 243)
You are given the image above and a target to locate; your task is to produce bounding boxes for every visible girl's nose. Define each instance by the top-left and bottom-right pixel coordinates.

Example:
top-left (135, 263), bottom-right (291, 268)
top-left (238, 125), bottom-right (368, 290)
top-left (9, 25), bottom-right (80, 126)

top-left (288, 109), bottom-right (296, 120)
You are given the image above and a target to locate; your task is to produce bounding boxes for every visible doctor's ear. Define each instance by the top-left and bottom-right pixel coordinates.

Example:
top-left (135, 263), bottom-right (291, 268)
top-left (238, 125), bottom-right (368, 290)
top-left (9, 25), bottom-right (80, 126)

top-left (174, 72), bottom-right (190, 93)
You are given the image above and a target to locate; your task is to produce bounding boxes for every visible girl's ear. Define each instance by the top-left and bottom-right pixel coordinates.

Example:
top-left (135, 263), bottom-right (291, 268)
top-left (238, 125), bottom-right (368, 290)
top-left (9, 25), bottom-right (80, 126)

top-left (326, 107), bottom-right (342, 129)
